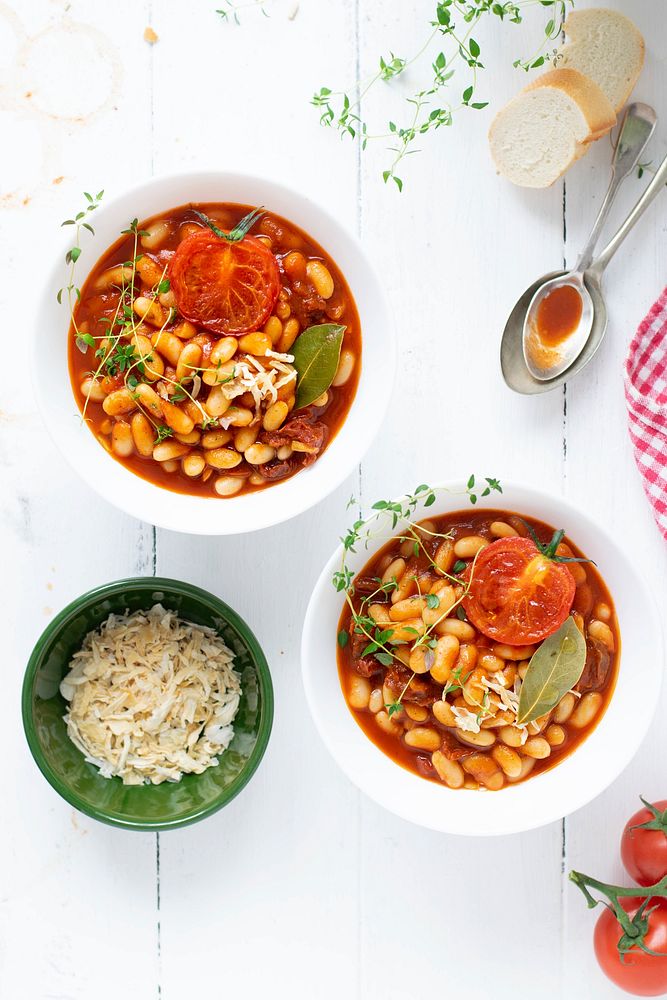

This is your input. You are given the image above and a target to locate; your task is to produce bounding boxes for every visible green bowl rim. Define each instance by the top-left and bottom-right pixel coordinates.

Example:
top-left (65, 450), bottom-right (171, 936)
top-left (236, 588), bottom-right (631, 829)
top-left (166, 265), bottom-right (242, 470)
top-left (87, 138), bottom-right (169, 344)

top-left (21, 576), bottom-right (274, 832)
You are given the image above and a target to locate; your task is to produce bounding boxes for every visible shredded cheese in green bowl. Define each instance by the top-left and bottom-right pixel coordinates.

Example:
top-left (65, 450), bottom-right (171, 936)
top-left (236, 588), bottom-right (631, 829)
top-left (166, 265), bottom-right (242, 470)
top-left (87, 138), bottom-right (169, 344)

top-left (22, 578), bottom-right (273, 830)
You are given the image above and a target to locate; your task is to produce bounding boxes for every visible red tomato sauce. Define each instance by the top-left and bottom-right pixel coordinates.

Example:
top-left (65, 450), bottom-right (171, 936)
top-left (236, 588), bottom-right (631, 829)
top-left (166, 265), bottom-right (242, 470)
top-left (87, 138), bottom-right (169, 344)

top-left (337, 509), bottom-right (619, 790)
top-left (68, 203), bottom-right (361, 498)
top-left (535, 283), bottom-right (583, 347)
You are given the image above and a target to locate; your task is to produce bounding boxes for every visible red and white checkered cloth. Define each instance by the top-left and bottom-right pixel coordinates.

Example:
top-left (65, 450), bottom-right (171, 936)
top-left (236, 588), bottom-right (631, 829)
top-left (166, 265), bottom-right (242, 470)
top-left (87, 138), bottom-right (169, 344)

top-left (625, 286), bottom-right (667, 539)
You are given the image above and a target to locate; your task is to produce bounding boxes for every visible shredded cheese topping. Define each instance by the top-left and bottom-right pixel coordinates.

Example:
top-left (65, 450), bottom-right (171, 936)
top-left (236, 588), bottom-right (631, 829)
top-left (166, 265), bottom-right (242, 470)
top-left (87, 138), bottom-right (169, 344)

top-left (451, 705), bottom-right (482, 733)
top-left (447, 670), bottom-right (534, 742)
top-left (218, 351), bottom-right (297, 426)
top-left (481, 674), bottom-right (520, 715)
top-left (60, 605), bottom-right (242, 786)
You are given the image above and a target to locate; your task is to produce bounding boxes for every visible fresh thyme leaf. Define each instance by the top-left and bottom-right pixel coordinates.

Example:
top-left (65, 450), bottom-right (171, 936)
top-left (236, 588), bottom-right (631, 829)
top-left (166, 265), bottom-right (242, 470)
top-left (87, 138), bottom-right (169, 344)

top-left (155, 424), bottom-right (174, 443)
top-left (426, 593), bottom-right (440, 609)
top-left (106, 343), bottom-right (138, 376)
top-left (157, 278), bottom-right (171, 294)
top-left (170, 383), bottom-right (188, 403)
top-left (337, 630), bottom-right (349, 648)
top-left (452, 559), bottom-right (467, 574)
top-left (75, 333), bottom-right (95, 352)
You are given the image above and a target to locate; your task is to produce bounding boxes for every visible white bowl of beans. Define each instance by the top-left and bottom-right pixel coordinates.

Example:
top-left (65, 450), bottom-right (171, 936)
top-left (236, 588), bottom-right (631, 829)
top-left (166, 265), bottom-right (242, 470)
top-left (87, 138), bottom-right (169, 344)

top-left (35, 171), bottom-right (394, 534)
top-left (301, 480), bottom-right (662, 835)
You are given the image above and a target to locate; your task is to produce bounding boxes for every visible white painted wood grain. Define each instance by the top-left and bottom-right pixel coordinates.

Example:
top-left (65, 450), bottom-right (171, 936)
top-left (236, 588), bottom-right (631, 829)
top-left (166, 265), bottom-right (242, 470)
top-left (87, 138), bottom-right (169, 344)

top-left (558, 3), bottom-right (667, 995)
top-left (1, 1), bottom-right (666, 997)
top-left (1, 3), bottom-right (159, 1000)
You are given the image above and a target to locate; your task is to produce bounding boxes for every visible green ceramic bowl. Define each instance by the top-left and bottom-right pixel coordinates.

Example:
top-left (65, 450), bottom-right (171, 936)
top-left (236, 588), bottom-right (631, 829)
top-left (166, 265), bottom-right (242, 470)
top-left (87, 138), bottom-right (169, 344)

top-left (22, 577), bottom-right (273, 831)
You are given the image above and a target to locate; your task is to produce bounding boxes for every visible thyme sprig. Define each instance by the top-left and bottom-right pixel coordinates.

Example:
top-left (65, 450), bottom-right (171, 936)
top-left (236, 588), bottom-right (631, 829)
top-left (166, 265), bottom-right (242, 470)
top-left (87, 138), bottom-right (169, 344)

top-left (58, 191), bottom-right (104, 341)
top-left (313, 0), bottom-right (572, 191)
top-left (335, 478), bottom-right (502, 706)
top-left (61, 200), bottom-right (216, 437)
top-left (216, 0), bottom-right (269, 24)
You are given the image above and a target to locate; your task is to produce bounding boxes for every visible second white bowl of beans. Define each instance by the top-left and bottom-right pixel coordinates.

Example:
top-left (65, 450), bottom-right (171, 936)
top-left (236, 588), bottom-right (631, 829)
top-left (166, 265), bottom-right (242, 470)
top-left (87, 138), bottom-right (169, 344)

top-left (301, 481), bottom-right (662, 835)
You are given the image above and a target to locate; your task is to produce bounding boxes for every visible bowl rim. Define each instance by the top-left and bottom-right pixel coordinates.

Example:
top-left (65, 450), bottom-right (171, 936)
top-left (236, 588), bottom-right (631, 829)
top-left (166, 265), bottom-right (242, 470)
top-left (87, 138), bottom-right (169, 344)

top-left (34, 169), bottom-right (396, 535)
top-left (22, 576), bottom-right (274, 831)
top-left (301, 478), bottom-right (663, 835)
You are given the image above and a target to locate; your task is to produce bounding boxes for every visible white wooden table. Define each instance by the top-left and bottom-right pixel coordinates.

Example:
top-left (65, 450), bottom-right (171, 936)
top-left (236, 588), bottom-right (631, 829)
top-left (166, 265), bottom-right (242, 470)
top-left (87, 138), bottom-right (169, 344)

top-left (2, 1), bottom-right (666, 997)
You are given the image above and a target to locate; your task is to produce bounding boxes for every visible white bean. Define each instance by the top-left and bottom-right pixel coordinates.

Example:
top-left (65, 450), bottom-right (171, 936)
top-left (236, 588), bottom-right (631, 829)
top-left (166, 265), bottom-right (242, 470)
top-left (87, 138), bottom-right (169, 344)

top-left (332, 349), bottom-right (355, 387)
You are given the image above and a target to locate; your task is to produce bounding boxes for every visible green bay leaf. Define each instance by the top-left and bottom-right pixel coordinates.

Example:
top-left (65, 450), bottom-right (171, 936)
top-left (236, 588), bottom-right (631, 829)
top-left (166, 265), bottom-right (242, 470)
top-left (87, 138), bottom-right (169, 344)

top-left (292, 323), bottom-right (346, 409)
top-left (516, 617), bottom-right (587, 726)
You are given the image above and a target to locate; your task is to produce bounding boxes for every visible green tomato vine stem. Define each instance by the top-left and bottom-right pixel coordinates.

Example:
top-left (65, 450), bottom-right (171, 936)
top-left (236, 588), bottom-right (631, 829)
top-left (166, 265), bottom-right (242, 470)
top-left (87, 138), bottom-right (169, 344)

top-left (570, 870), bottom-right (667, 960)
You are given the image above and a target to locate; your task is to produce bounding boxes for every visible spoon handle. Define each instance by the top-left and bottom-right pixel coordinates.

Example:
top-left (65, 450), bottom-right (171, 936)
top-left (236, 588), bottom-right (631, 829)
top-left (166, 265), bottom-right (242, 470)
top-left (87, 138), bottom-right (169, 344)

top-left (590, 149), bottom-right (667, 277)
top-left (575, 103), bottom-right (657, 272)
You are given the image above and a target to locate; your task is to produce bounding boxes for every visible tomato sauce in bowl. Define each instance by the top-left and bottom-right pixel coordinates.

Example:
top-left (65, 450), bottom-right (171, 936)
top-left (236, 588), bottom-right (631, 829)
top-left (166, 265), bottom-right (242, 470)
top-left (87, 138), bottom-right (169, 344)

top-left (337, 509), bottom-right (619, 791)
top-left (68, 203), bottom-right (361, 499)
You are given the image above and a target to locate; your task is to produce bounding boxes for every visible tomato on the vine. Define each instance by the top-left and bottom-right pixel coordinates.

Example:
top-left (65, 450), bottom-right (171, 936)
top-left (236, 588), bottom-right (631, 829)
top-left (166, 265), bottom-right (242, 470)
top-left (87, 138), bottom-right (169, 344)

top-left (622, 798), bottom-right (667, 888)
top-left (594, 897), bottom-right (667, 997)
top-left (571, 797), bottom-right (667, 997)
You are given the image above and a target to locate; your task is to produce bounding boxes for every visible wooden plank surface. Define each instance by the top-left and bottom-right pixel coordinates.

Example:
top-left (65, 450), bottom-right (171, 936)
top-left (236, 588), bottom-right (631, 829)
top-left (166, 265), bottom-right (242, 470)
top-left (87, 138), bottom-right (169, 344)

top-left (0, 1), bottom-right (665, 997)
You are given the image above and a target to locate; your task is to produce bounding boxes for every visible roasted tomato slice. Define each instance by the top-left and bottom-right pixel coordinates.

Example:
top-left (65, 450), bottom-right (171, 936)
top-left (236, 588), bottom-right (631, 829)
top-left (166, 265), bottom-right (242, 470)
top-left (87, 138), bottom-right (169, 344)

top-left (461, 536), bottom-right (575, 645)
top-left (168, 230), bottom-right (280, 336)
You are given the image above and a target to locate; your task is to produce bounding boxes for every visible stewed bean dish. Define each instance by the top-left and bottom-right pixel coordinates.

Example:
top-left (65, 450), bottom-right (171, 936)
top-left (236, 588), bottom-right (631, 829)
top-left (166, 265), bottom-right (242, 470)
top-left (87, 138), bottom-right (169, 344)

top-left (68, 203), bottom-right (361, 497)
top-left (337, 510), bottom-right (619, 791)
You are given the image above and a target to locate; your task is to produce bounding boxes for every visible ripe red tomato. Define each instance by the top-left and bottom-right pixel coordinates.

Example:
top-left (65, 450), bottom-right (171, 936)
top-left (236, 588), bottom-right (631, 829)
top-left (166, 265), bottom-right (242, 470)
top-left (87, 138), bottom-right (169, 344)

top-left (594, 897), bottom-right (667, 996)
top-left (622, 800), bottom-right (667, 888)
top-left (169, 230), bottom-right (280, 336)
top-left (461, 536), bottom-right (575, 644)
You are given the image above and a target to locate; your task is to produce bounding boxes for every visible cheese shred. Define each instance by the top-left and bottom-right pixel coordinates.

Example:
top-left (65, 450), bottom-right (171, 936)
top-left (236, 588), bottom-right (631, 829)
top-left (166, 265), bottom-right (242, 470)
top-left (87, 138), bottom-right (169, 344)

top-left (60, 605), bottom-right (242, 785)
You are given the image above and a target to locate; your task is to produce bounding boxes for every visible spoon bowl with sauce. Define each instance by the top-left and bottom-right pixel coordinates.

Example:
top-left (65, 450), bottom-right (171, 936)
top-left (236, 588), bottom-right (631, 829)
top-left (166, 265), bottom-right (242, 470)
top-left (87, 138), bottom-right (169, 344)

top-left (502, 103), bottom-right (664, 394)
top-left (524, 277), bottom-right (592, 380)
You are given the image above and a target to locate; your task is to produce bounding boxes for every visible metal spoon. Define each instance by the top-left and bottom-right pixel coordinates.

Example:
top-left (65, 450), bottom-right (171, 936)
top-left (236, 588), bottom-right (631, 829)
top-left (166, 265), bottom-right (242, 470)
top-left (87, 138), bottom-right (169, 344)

top-left (521, 103), bottom-right (656, 381)
top-left (502, 108), bottom-right (665, 395)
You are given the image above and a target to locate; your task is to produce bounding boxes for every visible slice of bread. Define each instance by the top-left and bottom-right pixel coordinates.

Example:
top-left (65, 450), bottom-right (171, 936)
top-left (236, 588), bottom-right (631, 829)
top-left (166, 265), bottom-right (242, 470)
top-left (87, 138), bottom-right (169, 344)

top-left (488, 68), bottom-right (616, 188)
top-left (557, 8), bottom-right (645, 114)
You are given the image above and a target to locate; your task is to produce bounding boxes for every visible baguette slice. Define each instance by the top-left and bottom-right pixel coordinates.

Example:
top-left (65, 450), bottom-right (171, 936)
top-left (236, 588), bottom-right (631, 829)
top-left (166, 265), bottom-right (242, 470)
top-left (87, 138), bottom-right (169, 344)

top-left (488, 68), bottom-right (616, 188)
top-left (557, 8), bottom-right (645, 114)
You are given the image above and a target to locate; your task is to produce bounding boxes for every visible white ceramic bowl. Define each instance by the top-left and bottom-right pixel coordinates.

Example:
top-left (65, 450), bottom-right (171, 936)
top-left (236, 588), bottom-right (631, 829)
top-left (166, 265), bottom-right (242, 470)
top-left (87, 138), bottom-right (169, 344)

top-left (34, 172), bottom-right (394, 534)
top-left (302, 481), bottom-right (662, 836)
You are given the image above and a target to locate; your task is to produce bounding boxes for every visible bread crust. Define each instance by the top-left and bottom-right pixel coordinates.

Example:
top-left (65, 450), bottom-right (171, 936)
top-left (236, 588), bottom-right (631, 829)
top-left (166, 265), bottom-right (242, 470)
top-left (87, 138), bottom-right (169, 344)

top-left (559, 8), bottom-right (645, 113)
top-left (524, 68), bottom-right (616, 142)
top-left (487, 9), bottom-right (644, 189)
